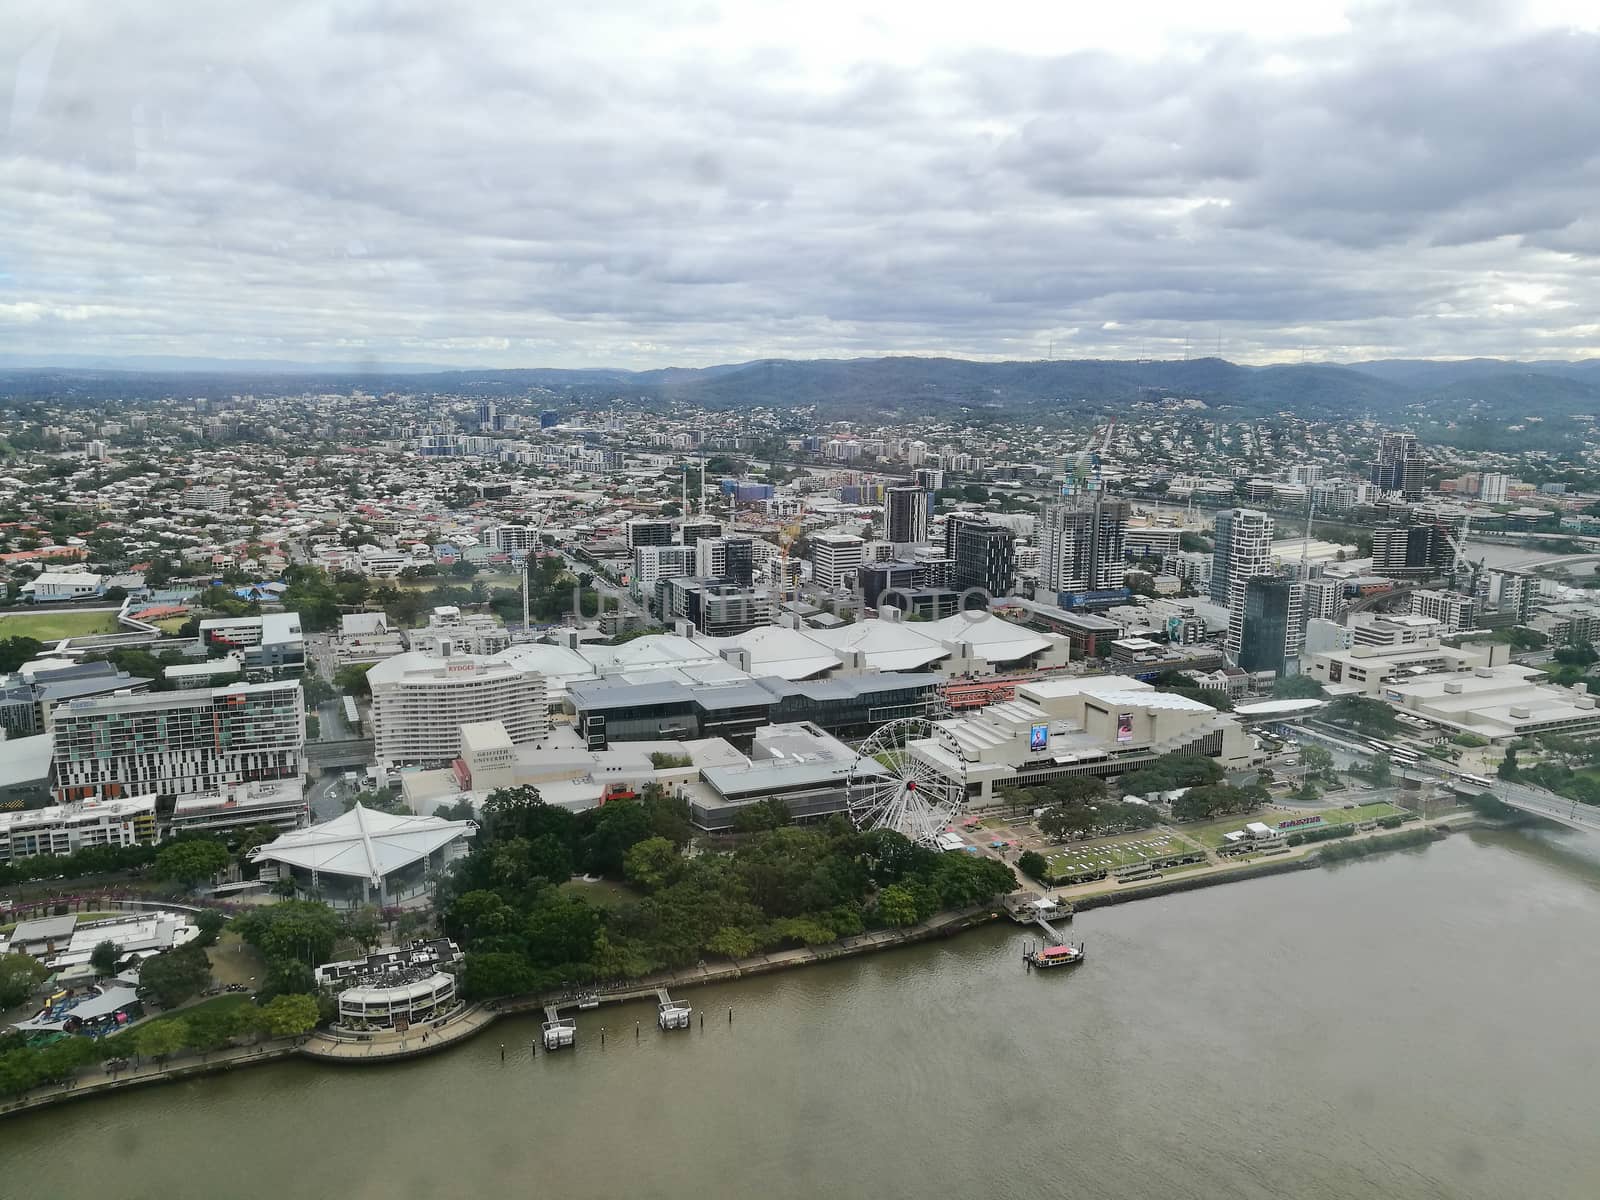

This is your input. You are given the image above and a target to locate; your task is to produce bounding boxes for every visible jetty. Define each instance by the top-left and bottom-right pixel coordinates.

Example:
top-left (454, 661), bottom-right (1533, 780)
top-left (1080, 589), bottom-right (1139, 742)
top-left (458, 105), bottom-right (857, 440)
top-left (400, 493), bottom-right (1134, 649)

top-left (542, 1005), bottom-right (577, 1050)
top-left (656, 988), bottom-right (692, 1030)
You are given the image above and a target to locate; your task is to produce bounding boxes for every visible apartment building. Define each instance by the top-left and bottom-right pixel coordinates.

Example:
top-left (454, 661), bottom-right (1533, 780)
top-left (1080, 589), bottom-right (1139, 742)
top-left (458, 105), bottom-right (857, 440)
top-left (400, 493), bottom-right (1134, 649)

top-left (0, 794), bottom-right (158, 864)
top-left (51, 679), bottom-right (305, 805)
top-left (408, 606), bottom-right (512, 656)
top-left (368, 651), bottom-right (550, 767)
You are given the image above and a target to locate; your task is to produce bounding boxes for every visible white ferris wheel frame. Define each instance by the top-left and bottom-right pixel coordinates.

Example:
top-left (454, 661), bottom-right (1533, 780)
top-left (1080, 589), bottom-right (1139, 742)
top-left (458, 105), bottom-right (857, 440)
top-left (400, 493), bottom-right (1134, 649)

top-left (846, 717), bottom-right (967, 845)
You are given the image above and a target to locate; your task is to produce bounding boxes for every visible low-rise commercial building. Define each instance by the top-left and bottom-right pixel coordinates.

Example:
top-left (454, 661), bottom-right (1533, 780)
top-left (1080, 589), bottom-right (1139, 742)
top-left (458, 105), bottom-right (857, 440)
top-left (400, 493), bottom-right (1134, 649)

top-left (197, 613), bottom-right (305, 676)
top-left (0, 660), bottom-right (153, 738)
top-left (1304, 638), bottom-right (1504, 696)
top-left (1382, 664), bottom-right (1600, 741)
top-left (249, 803), bottom-right (477, 908)
top-left (0, 793), bottom-right (157, 864)
top-left (912, 675), bottom-right (1256, 804)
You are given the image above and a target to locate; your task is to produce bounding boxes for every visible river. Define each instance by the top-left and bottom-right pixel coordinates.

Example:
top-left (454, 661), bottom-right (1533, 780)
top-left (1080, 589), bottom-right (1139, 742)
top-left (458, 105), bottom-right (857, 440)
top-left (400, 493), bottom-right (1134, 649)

top-left (7, 829), bottom-right (1600, 1200)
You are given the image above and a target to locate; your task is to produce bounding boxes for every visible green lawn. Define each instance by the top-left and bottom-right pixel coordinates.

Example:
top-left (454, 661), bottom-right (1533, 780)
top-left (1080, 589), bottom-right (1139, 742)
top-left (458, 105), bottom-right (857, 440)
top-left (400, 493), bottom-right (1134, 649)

top-left (1177, 816), bottom-right (1263, 850)
top-left (1047, 832), bottom-right (1192, 874)
top-left (1180, 802), bottom-right (1407, 849)
top-left (557, 878), bottom-right (642, 911)
top-left (0, 610), bottom-right (120, 640)
top-left (170, 993), bottom-right (253, 1021)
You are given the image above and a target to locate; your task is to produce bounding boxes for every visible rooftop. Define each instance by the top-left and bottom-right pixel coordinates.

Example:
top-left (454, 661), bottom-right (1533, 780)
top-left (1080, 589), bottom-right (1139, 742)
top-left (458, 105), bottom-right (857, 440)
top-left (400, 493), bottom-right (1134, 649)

top-left (249, 803), bottom-right (476, 882)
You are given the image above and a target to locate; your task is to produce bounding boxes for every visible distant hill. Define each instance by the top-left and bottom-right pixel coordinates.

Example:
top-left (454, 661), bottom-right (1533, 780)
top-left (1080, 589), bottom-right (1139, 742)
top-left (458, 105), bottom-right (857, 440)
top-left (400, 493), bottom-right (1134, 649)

top-left (5, 355), bottom-right (1600, 434)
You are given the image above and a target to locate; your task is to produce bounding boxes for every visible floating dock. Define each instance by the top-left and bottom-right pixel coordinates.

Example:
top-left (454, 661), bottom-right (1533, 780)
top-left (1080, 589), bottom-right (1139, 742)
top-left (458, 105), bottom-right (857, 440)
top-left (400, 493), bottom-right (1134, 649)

top-left (656, 988), bottom-right (692, 1030)
top-left (542, 1005), bottom-right (577, 1050)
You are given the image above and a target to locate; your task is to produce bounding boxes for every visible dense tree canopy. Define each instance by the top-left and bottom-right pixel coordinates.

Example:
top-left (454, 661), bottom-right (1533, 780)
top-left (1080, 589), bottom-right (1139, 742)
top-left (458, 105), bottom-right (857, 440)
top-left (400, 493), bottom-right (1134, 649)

top-left (444, 787), bottom-right (1017, 1001)
top-left (154, 839), bottom-right (230, 888)
top-left (138, 943), bottom-right (213, 1008)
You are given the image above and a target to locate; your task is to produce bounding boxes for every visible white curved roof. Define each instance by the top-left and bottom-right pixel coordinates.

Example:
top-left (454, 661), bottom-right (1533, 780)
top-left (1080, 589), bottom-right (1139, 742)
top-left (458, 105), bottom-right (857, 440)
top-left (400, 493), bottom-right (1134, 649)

top-left (693, 627), bottom-right (840, 680)
top-left (249, 804), bottom-right (475, 883)
top-left (808, 620), bottom-right (950, 672)
top-left (1234, 698), bottom-right (1328, 716)
top-left (924, 613), bottom-right (1052, 663)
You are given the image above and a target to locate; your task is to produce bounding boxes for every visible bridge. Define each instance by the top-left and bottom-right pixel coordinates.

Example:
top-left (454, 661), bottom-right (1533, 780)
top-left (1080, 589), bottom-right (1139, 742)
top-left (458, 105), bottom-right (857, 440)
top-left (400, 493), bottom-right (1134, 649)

top-left (1284, 723), bottom-right (1600, 835)
top-left (1337, 584), bottom-right (1417, 623)
top-left (306, 738), bottom-right (375, 770)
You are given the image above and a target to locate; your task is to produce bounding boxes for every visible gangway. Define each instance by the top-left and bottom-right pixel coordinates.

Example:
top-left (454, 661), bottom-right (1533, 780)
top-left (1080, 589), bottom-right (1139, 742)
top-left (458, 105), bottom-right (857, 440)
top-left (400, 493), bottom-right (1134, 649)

top-left (656, 988), bottom-right (692, 1030)
top-left (542, 1005), bottom-right (577, 1050)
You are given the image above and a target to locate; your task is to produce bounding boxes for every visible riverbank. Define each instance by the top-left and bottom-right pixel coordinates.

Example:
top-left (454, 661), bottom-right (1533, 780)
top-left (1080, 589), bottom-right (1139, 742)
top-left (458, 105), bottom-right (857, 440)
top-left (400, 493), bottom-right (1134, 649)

top-left (0, 823), bottom-right (1483, 1114)
top-left (0, 1039), bottom-right (302, 1120)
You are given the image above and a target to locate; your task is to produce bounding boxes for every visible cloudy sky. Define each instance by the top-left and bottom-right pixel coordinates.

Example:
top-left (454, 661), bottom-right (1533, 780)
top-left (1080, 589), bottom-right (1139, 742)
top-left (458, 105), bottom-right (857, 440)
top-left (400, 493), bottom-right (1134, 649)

top-left (4, 0), bottom-right (1600, 369)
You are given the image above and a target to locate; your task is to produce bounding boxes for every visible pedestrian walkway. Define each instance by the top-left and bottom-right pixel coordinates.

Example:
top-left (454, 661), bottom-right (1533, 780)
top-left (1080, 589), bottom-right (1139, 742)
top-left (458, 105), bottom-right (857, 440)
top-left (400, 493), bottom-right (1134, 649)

top-left (300, 1004), bottom-right (497, 1062)
top-left (0, 1039), bottom-right (300, 1118)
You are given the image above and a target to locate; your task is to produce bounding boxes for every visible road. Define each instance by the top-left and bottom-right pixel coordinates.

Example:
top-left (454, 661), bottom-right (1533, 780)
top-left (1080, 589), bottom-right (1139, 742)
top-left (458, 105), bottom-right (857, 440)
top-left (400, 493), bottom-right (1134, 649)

top-left (308, 774), bottom-right (347, 822)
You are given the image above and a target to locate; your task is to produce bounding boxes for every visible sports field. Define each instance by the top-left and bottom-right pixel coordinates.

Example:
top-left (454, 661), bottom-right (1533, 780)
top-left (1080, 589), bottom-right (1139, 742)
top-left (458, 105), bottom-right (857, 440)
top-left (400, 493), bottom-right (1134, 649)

top-left (0, 610), bottom-right (120, 640)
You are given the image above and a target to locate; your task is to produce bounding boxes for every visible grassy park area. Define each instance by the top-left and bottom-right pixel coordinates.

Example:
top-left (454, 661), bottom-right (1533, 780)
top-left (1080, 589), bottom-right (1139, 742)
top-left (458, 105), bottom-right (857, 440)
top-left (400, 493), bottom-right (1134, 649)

top-left (557, 877), bottom-right (641, 911)
top-left (1180, 801), bottom-right (1409, 849)
top-left (1046, 831), bottom-right (1194, 876)
top-left (0, 610), bottom-right (120, 640)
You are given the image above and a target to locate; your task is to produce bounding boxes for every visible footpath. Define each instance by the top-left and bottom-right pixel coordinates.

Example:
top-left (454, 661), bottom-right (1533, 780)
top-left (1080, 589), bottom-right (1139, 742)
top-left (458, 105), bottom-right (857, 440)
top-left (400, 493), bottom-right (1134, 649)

top-left (0, 1037), bottom-right (303, 1119)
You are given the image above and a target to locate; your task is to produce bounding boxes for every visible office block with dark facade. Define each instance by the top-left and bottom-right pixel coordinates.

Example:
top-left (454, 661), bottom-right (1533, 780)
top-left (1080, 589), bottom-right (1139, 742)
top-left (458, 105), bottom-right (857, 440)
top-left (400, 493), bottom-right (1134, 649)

top-left (859, 561), bottom-right (922, 608)
top-left (657, 577), bottom-right (776, 637)
top-left (1239, 577), bottom-right (1294, 676)
top-left (945, 516), bottom-right (1016, 597)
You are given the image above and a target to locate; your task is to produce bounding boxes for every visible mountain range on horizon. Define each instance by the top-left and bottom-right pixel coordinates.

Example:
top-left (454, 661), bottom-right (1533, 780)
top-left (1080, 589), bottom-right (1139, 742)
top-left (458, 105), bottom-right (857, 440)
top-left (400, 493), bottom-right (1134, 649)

top-left (4, 354), bottom-right (1600, 450)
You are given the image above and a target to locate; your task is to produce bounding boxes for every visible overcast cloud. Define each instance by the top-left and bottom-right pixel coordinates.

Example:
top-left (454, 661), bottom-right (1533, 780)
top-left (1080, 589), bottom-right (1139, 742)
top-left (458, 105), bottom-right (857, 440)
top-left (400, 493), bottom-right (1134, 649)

top-left (3, 0), bottom-right (1599, 369)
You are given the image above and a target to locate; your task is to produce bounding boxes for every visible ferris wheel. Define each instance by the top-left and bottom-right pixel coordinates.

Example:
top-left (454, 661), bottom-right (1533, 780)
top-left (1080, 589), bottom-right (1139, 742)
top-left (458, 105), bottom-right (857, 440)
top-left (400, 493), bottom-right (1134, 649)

top-left (847, 717), bottom-right (967, 846)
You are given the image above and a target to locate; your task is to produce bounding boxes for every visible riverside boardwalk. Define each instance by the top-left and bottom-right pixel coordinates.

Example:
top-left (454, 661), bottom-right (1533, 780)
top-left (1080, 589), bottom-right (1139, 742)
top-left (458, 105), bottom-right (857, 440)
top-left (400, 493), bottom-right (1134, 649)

top-left (301, 1004), bottom-right (499, 1062)
top-left (0, 1038), bottom-right (302, 1118)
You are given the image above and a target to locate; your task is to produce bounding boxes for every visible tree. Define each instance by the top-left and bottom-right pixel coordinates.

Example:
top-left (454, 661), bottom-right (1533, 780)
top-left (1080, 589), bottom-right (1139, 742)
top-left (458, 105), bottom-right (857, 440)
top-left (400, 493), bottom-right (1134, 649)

top-left (705, 926), bottom-right (758, 959)
top-left (877, 884), bottom-right (921, 927)
top-left (0, 636), bottom-right (43, 673)
top-left (523, 891), bottom-right (602, 967)
top-left (1272, 675), bottom-right (1327, 699)
top-left (90, 940), bottom-right (121, 978)
top-left (193, 908), bottom-right (227, 947)
top-left (333, 664), bottom-right (373, 696)
top-left (233, 900), bottom-right (341, 967)
top-left (1038, 805), bottom-right (1094, 841)
top-left (446, 890), bottom-right (518, 943)
top-left (1498, 747), bottom-right (1520, 779)
top-left (342, 905), bottom-right (382, 952)
top-left (135, 1018), bottom-right (190, 1065)
top-left (732, 797), bottom-right (792, 833)
top-left (623, 836), bottom-right (680, 891)
top-left (1301, 745), bottom-right (1336, 781)
top-left (300, 674), bottom-right (337, 707)
top-left (1017, 850), bottom-right (1050, 882)
top-left (1365, 754), bottom-right (1391, 786)
top-left (154, 839), bottom-right (230, 889)
top-left (185, 1004), bottom-right (244, 1053)
top-left (138, 943), bottom-right (212, 1008)
top-left (461, 951), bottom-right (535, 1001)
top-left (258, 993), bottom-right (320, 1038)
top-left (257, 959), bottom-right (318, 1003)
top-left (0, 952), bottom-right (48, 1009)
